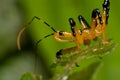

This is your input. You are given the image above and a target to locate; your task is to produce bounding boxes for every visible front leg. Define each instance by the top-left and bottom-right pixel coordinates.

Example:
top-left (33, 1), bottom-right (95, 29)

top-left (53, 31), bottom-right (74, 42)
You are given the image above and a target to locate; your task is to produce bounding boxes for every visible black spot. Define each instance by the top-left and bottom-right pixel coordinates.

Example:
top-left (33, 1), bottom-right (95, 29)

top-left (56, 49), bottom-right (63, 58)
top-left (69, 18), bottom-right (76, 26)
top-left (59, 31), bottom-right (63, 36)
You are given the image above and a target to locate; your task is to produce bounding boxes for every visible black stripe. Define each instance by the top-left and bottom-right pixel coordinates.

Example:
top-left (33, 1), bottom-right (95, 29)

top-left (36, 33), bottom-right (54, 46)
top-left (103, 0), bottom-right (110, 24)
top-left (44, 21), bottom-right (50, 27)
top-left (44, 21), bottom-right (56, 32)
top-left (69, 18), bottom-right (76, 36)
top-left (78, 15), bottom-right (90, 28)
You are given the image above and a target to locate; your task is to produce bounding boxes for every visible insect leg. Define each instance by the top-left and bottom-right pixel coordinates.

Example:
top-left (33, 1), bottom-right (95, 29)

top-left (78, 15), bottom-right (90, 29)
top-left (92, 9), bottom-right (103, 25)
top-left (69, 18), bottom-right (76, 37)
top-left (53, 31), bottom-right (74, 43)
top-left (102, 0), bottom-right (110, 24)
top-left (90, 9), bottom-right (104, 40)
top-left (69, 18), bottom-right (83, 49)
top-left (102, 0), bottom-right (110, 44)
top-left (56, 46), bottom-right (79, 58)
top-left (78, 15), bottom-right (92, 46)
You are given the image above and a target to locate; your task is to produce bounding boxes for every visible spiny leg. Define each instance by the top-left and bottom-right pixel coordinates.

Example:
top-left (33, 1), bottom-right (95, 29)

top-left (17, 16), bottom-right (56, 50)
top-left (102, 0), bottom-right (110, 44)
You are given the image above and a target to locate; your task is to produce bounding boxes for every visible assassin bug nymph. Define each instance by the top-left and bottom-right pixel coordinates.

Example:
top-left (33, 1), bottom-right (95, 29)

top-left (17, 0), bottom-right (110, 58)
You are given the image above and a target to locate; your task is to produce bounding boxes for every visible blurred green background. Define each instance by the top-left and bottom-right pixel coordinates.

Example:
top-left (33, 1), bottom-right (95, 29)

top-left (0, 0), bottom-right (120, 80)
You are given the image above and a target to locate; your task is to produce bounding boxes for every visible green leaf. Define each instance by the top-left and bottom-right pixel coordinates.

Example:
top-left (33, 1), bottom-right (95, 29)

top-left (50, 42), bottom-right (117, 80)
top-left (20, 72), bottom-right (41, 80)
top-left (68, 61), bottom-right (102, 80)
top-left (52, 42), bottom-right (116, 67)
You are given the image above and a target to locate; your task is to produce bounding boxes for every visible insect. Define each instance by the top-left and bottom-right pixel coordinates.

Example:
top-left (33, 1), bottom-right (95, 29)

top-left (17, 0), bottom-right (110, 58)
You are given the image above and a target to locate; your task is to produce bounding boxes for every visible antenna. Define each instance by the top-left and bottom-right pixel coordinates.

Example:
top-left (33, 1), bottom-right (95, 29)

top-left (17, 16), bottom-right (56, 50)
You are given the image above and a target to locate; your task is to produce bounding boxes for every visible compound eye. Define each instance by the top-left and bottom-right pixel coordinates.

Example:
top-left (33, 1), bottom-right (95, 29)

top-left (69, 18), bottom-right (76, 26)
top-left (59, 31), bottom-right (63, 36)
